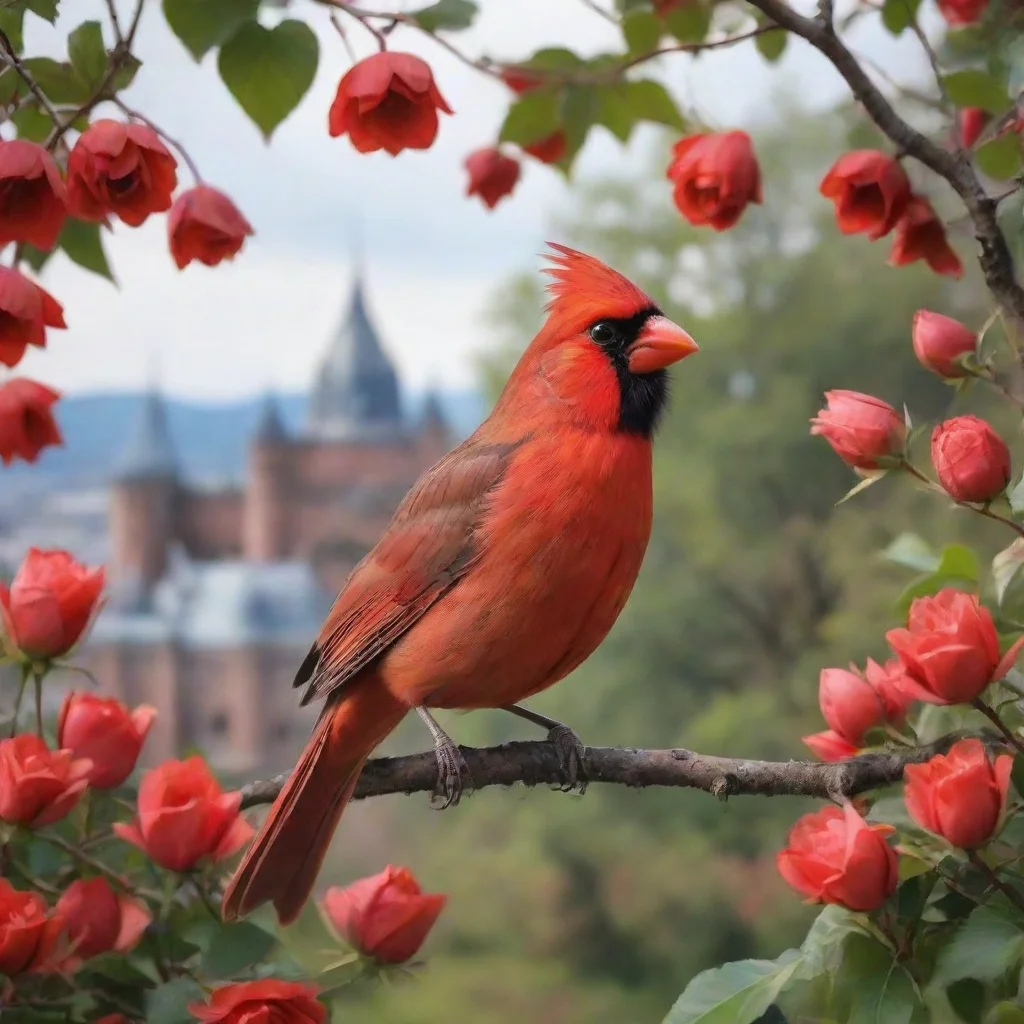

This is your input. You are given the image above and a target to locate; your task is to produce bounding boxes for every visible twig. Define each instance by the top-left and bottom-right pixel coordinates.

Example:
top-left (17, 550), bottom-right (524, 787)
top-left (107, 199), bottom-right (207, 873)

top-left (104, 0), bottom-right (124, 44)
top-left (967, 850), bottom-right (1024, 915)
top-left (113, 99), bottom-right (203, 182)
top-left (329, 12), bottom-right (359, 62)
top-left (741, 0), bottom-right (1024, 328)
top-left (905, 15), bottom-right (950, 115)
top-left (578, 0), bottom-right (619, 23)
top-left (972, 698), bottom-right (1024, 754)
top-left (0, 30), bottom-right (62, 128)
top-left (903, 462), bottom-right (1024, 539)
top-left (239, 731), bottom-right (987, 809)
top-left (37, 831), bottom-right (136, 892)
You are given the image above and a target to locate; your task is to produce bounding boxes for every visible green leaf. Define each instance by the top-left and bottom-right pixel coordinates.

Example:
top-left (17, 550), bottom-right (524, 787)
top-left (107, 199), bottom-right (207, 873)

top-left (112, 53), bottom-right (141, 91)
top-left (662, 950), bottom-right (806, 1024)
top-left (58, 217), bottom-right (115, 281)
top-left (938, 543), bottom-right (980, 581)
top-left (410, 0), bottom-right (477, 31)
top-left (754, 29), bottom-right (787, 62)
top-left (993, 539), bottom-right (1024, 624)
top-left (799, 904), bottom-right (871, 973)
top-left (934, 905), bottom-right (1024, 985)
top-left (976, 134), bottom-right (1023, 181)
top-left (20, 56), bottom-right (91, 103)
top-left (278, 898), bottom-right (347, 976)
top-left (1013, 751), bottom-right (1024, 800)
top-left (558, 84), bottom-right (600, 170)
top-left (623, 9), bottom-right (662, 55)
top-left (11, 102), bottom-right (55, 142)
top-left (594, 79), bottom-right (684, 143)
top-left (1006, 36), bottom-right (1024, 99)
top-left (664, 1), bottom-right (711, 43)
top-left (521, 47), bottom-right (586, 71)
top-left (833, 934), bottom-right (925, 1024)
top-left (201, 921), bottom-right (278, 979)
top-left (881, 532), bottom-right (940, 573)
top-left (989, 1002), bottom-right (1024, 1024)
top-left (145, 978), bottom-right (206, 1024)
top-left (162, 0), bottom-right (259, 61)
top-left (499, 88), bottom-right (562, 145)
top-left (217, 19), bottom-right (318, 139)
top-left (946, 978), bottom-right (985, 1024)
top-left (997, 190), bottom-right (1024, 281)
top-left (941, 69), bottom-right (1010, 114)
top-left (881, 0), bottom-right (922, 34)
top-left (0, 8), bottom-right (25, 52)
top-left (25, 0), bottom-right (59, 23)
top-left (67, 19), bottom-right (107, 89)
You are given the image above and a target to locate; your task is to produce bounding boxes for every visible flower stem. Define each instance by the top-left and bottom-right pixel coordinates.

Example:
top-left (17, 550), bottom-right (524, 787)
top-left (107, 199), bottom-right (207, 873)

top-left (33, 669), bottom-right (43, 738)
top-left (36, 830), bottom-right (135, 892)
top-left (967, 850), bottom-right (1024, 915)
top-left (972, 698), bottom-right (1024, 754)
top-left (902, 461), bottom-right (1024, 539)
top-left (188, 875), bottom-right (221, 921)
top-left (8, 665), bottom-right (28, 737)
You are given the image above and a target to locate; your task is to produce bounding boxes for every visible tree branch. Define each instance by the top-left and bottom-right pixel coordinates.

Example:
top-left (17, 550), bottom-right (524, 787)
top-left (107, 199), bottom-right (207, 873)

top-left (742, 0), bottom-right (1024, 328)
top-left (239, 732), bottom-right (987, 810)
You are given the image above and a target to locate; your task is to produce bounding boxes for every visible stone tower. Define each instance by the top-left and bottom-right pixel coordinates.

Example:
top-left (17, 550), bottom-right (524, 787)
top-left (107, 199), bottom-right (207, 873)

top-left (110, 387), bottom-right (178, 592)
top-left (243, 392), bottom-right (292, 562)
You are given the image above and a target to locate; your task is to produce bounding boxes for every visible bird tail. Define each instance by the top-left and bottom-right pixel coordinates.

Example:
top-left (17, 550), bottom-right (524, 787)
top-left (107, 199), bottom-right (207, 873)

top-left (221, 673), bottom-right (407, 925)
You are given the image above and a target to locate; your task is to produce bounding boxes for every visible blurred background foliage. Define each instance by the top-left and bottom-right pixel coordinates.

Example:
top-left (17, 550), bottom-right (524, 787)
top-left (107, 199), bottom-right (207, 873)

top-left (309, 93), bottom-right (1011, 1024)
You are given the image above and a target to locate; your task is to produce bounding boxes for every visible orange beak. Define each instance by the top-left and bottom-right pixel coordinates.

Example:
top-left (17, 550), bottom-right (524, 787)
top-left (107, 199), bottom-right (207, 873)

top-left (627, 316), bottom-right (699, 374)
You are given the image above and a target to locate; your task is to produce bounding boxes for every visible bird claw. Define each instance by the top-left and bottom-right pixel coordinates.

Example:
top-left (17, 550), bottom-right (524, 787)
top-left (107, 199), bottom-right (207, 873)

top-left (429, 741), bottom-right (471, 810)
top-left (547, 724), bottom-right (588, 795)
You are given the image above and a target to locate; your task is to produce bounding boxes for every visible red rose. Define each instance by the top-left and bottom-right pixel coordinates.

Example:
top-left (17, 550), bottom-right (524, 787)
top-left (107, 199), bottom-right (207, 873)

top-left (66, 120), bottom-right (177, 228)
top-left (886, 589), bottom-right (1024, 704)
top-left (959, 108), bottom-right (989, 149)
top-left (0, 734), bottom-right (91, 828)
top-left (823, 661), bottom-right (912, 742)
top-left (810, 390), bottom-right (905, 469)
top-left (802, 730), bottom-right (859, 761)
top-left (0, 140), bottom-right (67, 250)
top-left (57, 693), bottom-right (156, 789)
top-left (912, 310), bottom-right (977, 378)
top-left (666, 131), bottom-right (763, 231)
top-left (322, 865), bottom-right (446, 964)
top-left (0, 547), bottom-right (105, 661)
top-left (464, 148), bottom-right (520, 210)
top-left (113, 755), bottom-right (253, 872)
top-left (501, 67), bottom-right (543, 94)
top-left (328, 52), bottom-right (452, 156)
top-left (168, 186), bottom-right (253, 270)
top-left (937, 0), bottom-right (988, 24)
top-left (777, 802), bottom-right (897, 911)
top-left (932, 415), bottom-right (1011, 504)
top-left (0, 267), bottom-right (66, 369)
top-left (0, 378), bottom-right (62, 466)
top-left (0, 879), bottom-right (64, 975)
top-left (889, 196), bottom-right (963, 278)
top-left (819, 150), bottom-right (910, 239)
top-left (904, 738), bottom-right (1011, 849)
top-left (189, 980), bottom-right (325, 1024)
top-left (55, 877), bottom-right (150, 965)
top-left (523, 130), bottom-right (566, 165)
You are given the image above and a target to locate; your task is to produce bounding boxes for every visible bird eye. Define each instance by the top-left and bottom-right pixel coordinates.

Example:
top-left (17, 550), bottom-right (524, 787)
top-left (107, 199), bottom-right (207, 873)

top-left (590, 322), bottom-right (617, 344)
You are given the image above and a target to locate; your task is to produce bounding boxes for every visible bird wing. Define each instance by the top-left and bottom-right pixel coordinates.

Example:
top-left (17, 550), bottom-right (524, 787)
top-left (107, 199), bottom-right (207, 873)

top-left (293, 438), bottom-right (522, 706)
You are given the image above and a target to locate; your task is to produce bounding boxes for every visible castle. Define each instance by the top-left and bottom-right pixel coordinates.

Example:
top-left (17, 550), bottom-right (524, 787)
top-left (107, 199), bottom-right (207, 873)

top-left (83, 272), bottom-right (452, 775)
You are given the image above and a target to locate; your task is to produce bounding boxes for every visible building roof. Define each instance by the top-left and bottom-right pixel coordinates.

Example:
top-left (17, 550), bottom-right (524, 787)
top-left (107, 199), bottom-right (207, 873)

top-left (306, 273), bottom-right (405, 442)
top-left (420, 388), bottom-right (448, 434)
top-left (253, 392), bottom-right (288, 442)
top-left (114, 388), bottom-right (178, 481)
top-left (92, 551), bottom-right (332, 648)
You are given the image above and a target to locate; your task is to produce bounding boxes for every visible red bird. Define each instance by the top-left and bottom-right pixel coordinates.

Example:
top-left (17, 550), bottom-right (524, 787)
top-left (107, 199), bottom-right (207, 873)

top-left (222, 245), bottom-right (699, 924)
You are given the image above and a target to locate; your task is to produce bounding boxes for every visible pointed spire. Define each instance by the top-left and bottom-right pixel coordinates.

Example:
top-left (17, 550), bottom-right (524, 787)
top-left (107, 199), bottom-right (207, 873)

top-left (115, 383), bottom-right (178, 481)
top-left (421, 385), bottom-right (447, 434)
top-left (253, 390), bottom-right (288, 443)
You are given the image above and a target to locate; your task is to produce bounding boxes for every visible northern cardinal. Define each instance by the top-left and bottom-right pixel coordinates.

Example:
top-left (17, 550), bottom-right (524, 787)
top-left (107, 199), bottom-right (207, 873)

top-left (222, 245), bottom-right (699, 924)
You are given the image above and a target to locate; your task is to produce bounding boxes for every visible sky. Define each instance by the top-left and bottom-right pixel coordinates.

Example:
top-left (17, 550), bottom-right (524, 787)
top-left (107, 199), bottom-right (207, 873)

top-left (13, 0), bottom-right (931, 400)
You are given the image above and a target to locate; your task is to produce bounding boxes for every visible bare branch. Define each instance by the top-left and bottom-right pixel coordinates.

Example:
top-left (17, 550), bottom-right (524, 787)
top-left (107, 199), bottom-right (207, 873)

top-left (742, 0), bottom-right (1024, 328)
top-left (239, 732), bottom-right (990, 810)
top-left (0, 30), bottom-right (62, 128)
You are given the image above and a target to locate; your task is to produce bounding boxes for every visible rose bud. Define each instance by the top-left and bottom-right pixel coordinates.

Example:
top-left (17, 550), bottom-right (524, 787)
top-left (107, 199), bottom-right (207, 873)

top-left (889, 196), bottom-right (963, 278)
top-left (802, 729), bottom-right (859, 762)
top-left (810, 390), bottom-right (905, 469)
top-left (932, 415), bottom-right (1011, 504)
top-left (66, 120), bottom-right (177, 227)
top-left (500, 67), bottom-right (544, 94)
top-left (904, 738), bottom-right (1011, 849)
top-left (57, 693), bottom-right (157, 789)
top-left (523, 130), bottom-right (566, 165)
top-left (0, 378), bottom-right (62, 466)
top-left (0, 547), bottom-right (105, 662)
top-left (959, 108), bottom-right (989, 149)
top-left (0, 879), bottom-right (64, 975)
top-left (819, 151), bottom-right (910, 239)
top-left (0, 139), bottom-right (67, 250)
top-left (777, 802), bottom-right (898, 911)
top-left (886, 589), bottom-right (1024, 704)
top-left (0, 734), bottom-right (91, 828)
top-left (666, 131), bottom-right (763, 231)
top-left (938, 0), bottom-right (988, 25)
top-left (328, 52), bottom-right (452, 156)
top-left (464, 148), bottom-right (520, 210)
top-left (912, 310), bottom-right (977, 378)
top-left (188, 980), bottom-right (325, 1024)
top-left (113, 755), bottom-right (253, 872)
top-left (55, 877), bottom-right (150, 965)
top-left (822, 661), bottom-right (912, 742)
top-left (168, 186), bottom-right (254, 270)
top-left (0, 267), bottom-right (66, 369)
top-left (322, 865), bottom-right (446, 964)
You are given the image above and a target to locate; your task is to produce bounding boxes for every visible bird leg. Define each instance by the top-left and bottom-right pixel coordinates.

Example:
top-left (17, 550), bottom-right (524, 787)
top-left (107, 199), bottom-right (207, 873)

top-left (416, 707), bottom-right (471, 810)
top-left (504, 704), bottom-right (588, 793)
